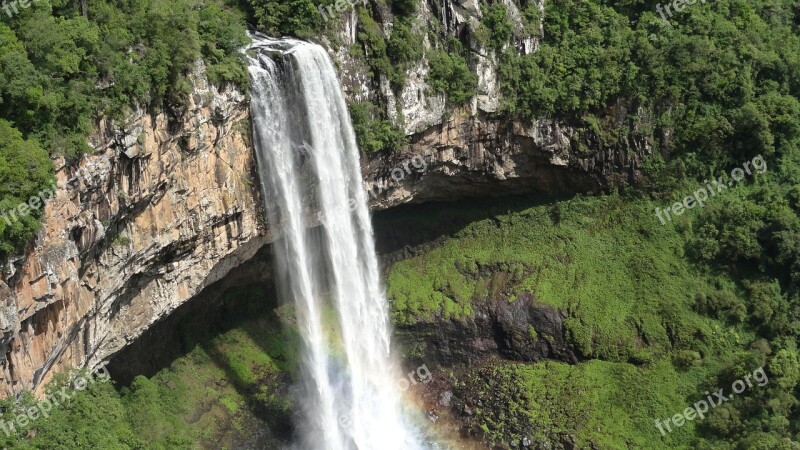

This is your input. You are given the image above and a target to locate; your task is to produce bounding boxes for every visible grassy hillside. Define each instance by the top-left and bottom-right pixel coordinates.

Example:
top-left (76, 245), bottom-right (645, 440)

top-left (388, 195), bottom-right (731, 364)
top-left (385, 182), bottom-right (800, 448)
top-left (455, 359), bottom-right (706, 449)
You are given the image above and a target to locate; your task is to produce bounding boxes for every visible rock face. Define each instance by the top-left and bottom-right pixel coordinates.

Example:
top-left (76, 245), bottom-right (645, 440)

top-left (338, 0), bottom-right (650, 210)
top-left (396, 297), bottom-right (579, 369)
top-left (362, 113), bottom-right (645, 210)
top-left (0, 0), bottom-right (651, 397)
top-left (0, 62), bottom-right (267, 397)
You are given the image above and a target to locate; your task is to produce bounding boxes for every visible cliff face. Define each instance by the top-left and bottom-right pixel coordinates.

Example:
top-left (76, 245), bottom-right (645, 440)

top-left (0, 0), bottom-right (651, 397)
top-left (0, 63), bottom-right (267, 396)
top-left (363, 112), bottom-right (647, 210)
top-left (329, 0), bottom-right (650, 208)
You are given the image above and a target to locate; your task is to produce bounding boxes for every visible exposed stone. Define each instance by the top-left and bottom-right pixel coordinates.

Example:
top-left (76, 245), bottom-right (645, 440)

top-left (363, 112), bottom-right (647, 210)
top-left (0, 61), bottom-right (266, 397)
top-left (398, 60), bottom-right (448, 134)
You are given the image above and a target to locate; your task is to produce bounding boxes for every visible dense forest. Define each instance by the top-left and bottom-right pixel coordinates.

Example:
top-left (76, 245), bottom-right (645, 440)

top-left (1, 0), bottom-right (799, 448)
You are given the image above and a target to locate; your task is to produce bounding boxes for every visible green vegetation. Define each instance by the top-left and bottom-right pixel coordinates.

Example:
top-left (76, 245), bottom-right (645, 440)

top-left (442, 2), bottom-right (800, 442)
top-left (457, 353), bottom-right (798, 448)
top-left (0, 120), bottom-right (54, 256)
top-left (427, 38), bottom-right (478, 105)
top-left (348, 101), bottom-right (407, 155)
top-left (476, 1), bottom-right (514, 51)
top-left (352, 7), bottom-right (422, 88)
top-left (346, 1), bottom-right (476, 151)
top-left (354, 5), bottom-right (402, 86)
top-left (111, 234), bottom-right (131, 247)
top-left (0, 284), bottom-right (298, 449)
top-left (0, 376), bottom-right (140, 449)
top-left (386, 176), bottom-right (800, 447)
top-left (1, 0), bottom-right (249, 156)
top-left (2, 0), bottom-right (799, 447)
top-left (387, 18), bottom-right (423, 86)
top-left (243, 0), bottom-right (332, 38)
top-left (495, 0), bottom-right (799, 174)
top-left (388, 194), bottom-right (730, 363)
top-left (455, 360), bottom-right (706, 448)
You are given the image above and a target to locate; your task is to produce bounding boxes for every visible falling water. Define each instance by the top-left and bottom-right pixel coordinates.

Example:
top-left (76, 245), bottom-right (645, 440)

top-left (247, 34), bottom-right (427, 450)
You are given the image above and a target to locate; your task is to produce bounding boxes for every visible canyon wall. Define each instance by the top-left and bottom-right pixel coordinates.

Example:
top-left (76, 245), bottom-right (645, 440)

top-left (0, 0), bottom-right (651, 397)
top-left (0, 63), bottom-right (267, 396)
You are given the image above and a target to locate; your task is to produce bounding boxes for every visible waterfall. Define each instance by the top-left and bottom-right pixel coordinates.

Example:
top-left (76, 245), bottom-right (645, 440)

top-left (247, 34), bottom-right (427, 450)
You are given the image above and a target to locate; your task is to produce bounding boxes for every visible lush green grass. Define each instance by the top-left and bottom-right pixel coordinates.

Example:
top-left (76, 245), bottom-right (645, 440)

top-left (388, 194), bottom-right (746, 362)
top-left (119, 327), bottom-right (293, 449)
top-left (387, 180), bottom-right (800, 447)
top-left (455, 359), bottom-right (712, 449)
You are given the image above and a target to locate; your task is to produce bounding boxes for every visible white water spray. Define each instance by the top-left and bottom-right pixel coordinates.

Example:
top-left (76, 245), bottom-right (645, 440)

top-left (247, 34), bottom-right (427, 450)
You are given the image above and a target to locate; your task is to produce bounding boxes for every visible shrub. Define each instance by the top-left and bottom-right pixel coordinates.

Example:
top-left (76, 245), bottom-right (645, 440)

top-left (348, 101), bottom-right (408, 155)
top-left (0, 120), bottom-right (54, 257)
top-left (427, 39), bottom-right (477, 105)
top-left (673, 350), bottom-right (702, 369)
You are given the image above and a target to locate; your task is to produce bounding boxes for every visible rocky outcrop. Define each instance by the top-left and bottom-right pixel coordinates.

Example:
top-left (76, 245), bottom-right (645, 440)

top-left (0, 62), bottom-right (267, 397)
top-left (363, 112), bottom-right (648, 209)
top-left (396, 297), bottom-right (579, 369)
top-left (335, 0), bottom-right (649, 209)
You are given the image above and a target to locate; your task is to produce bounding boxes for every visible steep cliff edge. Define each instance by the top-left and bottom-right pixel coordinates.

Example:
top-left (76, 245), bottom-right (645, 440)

top-left (0, 63), bottom-right (266, 397)
top-left (0, 0), bottom-right (652, 397)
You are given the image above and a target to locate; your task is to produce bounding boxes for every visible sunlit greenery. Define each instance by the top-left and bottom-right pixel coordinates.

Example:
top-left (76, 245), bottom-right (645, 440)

top-left (496, 0), bottom-right (800, 173)
top-left (427, 38), bottom-right (478, 105)
top-left (387, 175), bottom-right (800, 446)
top-left (0, 284), bottom-right (297, 449)
top-left (349, 101), bottom-right (407, 156)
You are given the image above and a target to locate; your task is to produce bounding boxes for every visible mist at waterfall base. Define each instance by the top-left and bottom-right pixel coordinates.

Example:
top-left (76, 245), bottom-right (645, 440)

top-left (247, 35), bottom-right (432, 450)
